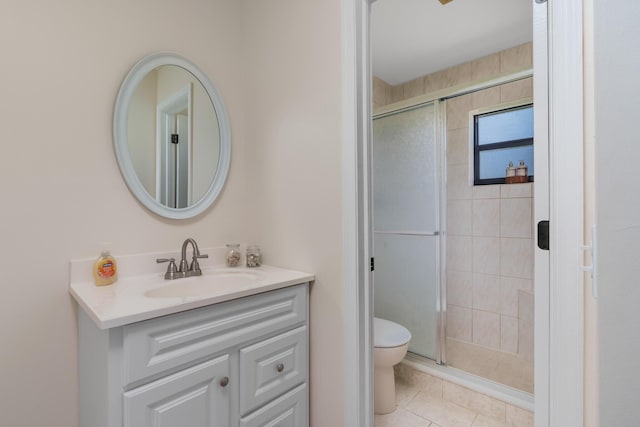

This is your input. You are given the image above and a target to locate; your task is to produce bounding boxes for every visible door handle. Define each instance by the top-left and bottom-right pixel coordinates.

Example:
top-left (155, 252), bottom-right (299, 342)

top-left (537, 220), bottom-right (549, 250)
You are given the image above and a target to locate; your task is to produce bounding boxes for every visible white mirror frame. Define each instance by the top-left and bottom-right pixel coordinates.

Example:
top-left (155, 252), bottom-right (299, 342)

top-left (113, 52), bottom-right (231, 219)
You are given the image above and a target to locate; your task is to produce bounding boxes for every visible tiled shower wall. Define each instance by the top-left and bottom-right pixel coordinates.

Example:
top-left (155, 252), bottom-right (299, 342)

top-left (373, 43), bottom-right (532, 109)
top-left (373, 43), bottom-right (534, 361)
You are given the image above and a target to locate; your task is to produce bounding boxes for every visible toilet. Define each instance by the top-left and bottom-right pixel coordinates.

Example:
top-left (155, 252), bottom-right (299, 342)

top-left (374, 317), bottom-right (411, 414)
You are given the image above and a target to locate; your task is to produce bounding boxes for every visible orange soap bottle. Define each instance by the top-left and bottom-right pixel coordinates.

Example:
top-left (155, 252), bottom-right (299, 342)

top-left (93, 250), bottom-right (118, 286)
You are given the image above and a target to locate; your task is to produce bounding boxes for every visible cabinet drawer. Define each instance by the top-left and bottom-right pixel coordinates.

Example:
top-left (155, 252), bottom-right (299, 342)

top-left (239, 326), bottom-right (307, 416)
top-left (240, 383), bottom-right (307, 427)
top-left (123, 284), bottom-right (307, 387)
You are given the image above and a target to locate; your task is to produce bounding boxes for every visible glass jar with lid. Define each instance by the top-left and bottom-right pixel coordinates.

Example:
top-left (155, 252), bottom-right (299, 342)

top-left (225, 243), bottom-right (241, 267)
top-left (246, 245), bottom-right (262, 268)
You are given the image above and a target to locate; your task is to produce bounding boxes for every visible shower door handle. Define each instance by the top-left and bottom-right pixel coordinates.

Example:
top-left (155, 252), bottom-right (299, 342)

top-left (537, 221), bottom-right (550, 250)
top-left (373, 230), bottom-right (439, 236)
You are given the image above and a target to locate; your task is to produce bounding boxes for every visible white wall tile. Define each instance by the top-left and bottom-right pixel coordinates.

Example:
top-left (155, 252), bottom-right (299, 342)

top-left (444, 61), bottom-right (473, 88)
top-left (499, 43), bottom-right (533, 74)
top-left (472, 53), bottom-right (501, 81)
top-left (473, 310), bottom-right (501, 349)
top-left (448, 199), bottom-right (472, 236)
top-left (446, 94), bottom-right (473, 130)
top-left (447, 128), bottom-right (469, 165)
top-left (424, 69), bottom-right (447, 94)
top-left (473, 273), bottom-right (501, 312)
top-left (447, 163), bottom-right (472, 200)
top-left (518, 290), bottom-right (534, 323)
top-left (501, 315), bottom-right (518, 354)
top-left (403, 77), bottom-right (424, 99)
top-left (372, 76), bottom-right (390, 107)
top-left (501, 277), bottom-right (532, 316)
top-left (500, 198), bottom-right (532, 238)
top-left (500, 183), bottom-right (531, 198)
top-left (447, 236), bottom-right (472, 271)
top-left (448, 305), bottom-right (472, 342)
top-left (474, 199), bottom-right (500, 237)
top-left (500, 238), bottom-right (533, 279)
top-left (473, 237), bottom-right (500, 275)
top-left (391, 85), bottom-right (404, 103)
top-left (472, 86), bottom-right (501, 110)
top-left (447, 270), bottom-right (473, 308)
top-left (500, 77), bottom-right (533, 103)
top-left (473, 185), bottom-right (501, 199)
top-left (518, 319), bottom-right (534, 362)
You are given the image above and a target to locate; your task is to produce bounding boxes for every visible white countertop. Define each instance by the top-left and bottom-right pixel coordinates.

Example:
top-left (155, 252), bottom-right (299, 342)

top-left (69, 248), bottom-right (314, 330)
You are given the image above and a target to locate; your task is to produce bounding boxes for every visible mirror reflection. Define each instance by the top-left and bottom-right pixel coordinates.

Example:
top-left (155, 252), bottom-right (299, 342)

top-left (127, 65), bottom-right (220, 209)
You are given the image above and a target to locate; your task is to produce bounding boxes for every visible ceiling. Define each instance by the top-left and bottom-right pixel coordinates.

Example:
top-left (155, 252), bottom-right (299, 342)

top-left (371, 0), bottom-right (533, 86)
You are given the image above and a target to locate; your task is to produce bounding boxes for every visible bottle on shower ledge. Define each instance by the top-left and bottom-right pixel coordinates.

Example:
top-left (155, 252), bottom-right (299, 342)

top-left (516, 160), bottom-right (528, 177)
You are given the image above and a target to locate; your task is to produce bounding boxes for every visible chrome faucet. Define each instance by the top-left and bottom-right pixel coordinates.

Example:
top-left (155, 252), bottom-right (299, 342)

top-left (156, 238), bottom-right (208, 280)
top-left (179, 238), bottom-right (208, 277)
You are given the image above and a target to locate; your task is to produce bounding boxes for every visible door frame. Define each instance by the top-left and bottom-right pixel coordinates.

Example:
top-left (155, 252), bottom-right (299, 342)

top-left (155, 84), bottom-right (192, 206)
top-left (341, 0), bottom-right (585, 425)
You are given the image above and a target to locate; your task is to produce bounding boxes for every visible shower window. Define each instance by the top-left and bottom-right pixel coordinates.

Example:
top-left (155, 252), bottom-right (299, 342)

top-left (472, 103), bottom-right (534, 185)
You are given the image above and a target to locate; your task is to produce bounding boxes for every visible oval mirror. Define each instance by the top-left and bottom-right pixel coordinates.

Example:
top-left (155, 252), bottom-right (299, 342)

top-left (113, 53), bottom-right (231, 219)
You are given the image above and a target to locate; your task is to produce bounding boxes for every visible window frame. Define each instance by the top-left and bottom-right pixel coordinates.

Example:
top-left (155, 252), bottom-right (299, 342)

top-left (470, 100), bottom-right (534, 185)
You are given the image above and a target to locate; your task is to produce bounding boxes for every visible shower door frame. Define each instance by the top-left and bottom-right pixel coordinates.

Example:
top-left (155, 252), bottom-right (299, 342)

top-left (373, 72), bottom-right (535, 368)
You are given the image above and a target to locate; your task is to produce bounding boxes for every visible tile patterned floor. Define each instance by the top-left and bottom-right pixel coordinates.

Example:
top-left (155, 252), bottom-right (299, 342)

top-left (375, 364), bottom-right (534, 427)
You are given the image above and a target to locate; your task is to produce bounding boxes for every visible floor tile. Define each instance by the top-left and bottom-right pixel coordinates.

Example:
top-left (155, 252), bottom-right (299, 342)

top-left (375, 407), bottom-right (433, 427)
top-left (406, 391), bottom-right (477, 427)
top-left (396, 380), bottom-right (421, 407)
top-left (472, 414), bottom-right (507, 427)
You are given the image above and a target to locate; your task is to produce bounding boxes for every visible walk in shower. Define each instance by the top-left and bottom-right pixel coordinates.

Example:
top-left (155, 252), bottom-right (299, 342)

top-left (373, 75), bottom-right (535, 395)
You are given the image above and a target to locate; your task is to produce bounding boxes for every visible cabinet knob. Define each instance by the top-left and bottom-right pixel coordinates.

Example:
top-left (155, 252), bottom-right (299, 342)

top-left (219, 376), bottom-right (229, 387)
top-left (276, 363), bottom-right (284, 373)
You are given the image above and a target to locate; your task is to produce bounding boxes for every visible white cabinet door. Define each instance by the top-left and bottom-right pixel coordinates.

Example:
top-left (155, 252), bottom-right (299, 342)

top-left (124, 354), bottom-right (230, 427)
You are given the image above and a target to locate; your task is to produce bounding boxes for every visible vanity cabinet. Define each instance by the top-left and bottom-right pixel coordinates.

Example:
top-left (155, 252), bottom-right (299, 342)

top-left (78, 284), bottom-right (309, 427)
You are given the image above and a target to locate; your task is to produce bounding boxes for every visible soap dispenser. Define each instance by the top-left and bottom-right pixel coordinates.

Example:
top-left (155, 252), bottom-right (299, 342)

top-left (93, 249), bottom-right (118, 286)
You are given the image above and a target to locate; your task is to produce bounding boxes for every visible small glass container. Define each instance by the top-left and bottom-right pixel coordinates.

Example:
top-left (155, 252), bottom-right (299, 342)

top-left (246, 245), bottom-right (262, 268)
top-left (225, 243), bottom-right (241, 267)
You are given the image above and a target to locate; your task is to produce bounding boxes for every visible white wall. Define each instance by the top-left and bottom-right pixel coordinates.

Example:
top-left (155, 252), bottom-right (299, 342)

top-left (240, 0), bottom-right (345, 426)
top-left (0, 1), bottom-right (248, 425)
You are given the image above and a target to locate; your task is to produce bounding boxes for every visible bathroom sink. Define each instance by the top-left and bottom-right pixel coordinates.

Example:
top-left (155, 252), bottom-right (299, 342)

top-left (145, 269), bottom-right (265, 298)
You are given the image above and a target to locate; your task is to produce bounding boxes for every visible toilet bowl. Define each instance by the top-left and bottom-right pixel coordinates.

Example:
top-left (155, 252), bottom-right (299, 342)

top-left (374, 317), bottom-right (411, 415)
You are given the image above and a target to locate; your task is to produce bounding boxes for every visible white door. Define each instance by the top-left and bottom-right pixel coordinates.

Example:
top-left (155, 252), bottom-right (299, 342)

top-left (594, 1), bottom-right (640, 425)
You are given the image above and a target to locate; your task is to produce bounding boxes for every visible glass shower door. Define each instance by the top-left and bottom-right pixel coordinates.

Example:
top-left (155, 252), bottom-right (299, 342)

top-left (373, 103), bottom-right (439, 360)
